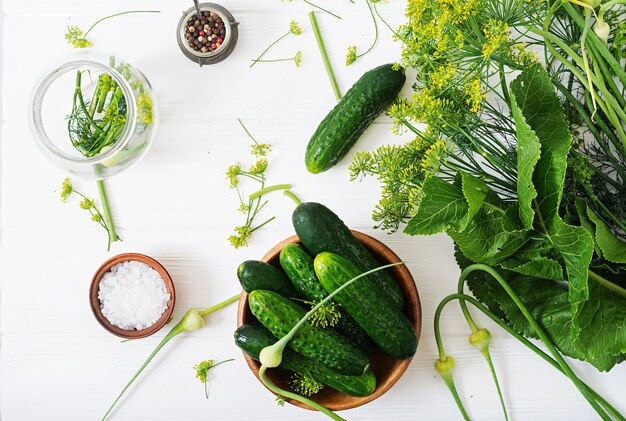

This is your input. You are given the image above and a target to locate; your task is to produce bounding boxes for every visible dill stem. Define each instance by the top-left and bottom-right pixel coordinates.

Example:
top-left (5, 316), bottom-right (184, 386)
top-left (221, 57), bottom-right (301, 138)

top-left (309, 12), bottom-right (341, 100)
top-left (83, 10), bottom-right (161, 38)
top-left (303, 0), bottom-right (342, 20)
top-left (97, 179), bottom-right (118, 250)
top-left (355, 0), bottom-right (378, 59)
top-left (250, 32), bottom-right (290, 68)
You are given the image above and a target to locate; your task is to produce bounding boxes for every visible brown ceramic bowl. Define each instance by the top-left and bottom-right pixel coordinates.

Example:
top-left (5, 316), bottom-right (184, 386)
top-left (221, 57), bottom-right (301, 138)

top-left (237, 231), bottom-right (422, 411)
top-left (90, 253), bottom-right (176, 339)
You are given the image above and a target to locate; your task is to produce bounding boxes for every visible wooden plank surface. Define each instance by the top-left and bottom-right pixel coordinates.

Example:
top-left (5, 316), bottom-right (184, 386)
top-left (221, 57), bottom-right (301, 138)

top-left (1, 1), bottom-right (625, 420)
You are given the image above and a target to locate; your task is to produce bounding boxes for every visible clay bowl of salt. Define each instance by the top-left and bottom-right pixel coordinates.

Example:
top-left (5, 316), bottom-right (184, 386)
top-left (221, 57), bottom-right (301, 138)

top-left (90, 253), bottom-right (176, 339)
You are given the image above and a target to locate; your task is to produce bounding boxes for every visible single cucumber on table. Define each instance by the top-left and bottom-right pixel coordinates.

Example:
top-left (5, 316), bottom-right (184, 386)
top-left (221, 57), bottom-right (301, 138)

top-left (237, 260), bottom-right (298, 297)
top-left (248, 289), bottom-right (370, 375)
top-left (305, 63), bottom-right (406, 174)
top-left (279, 243), bottom-right (375, 353)
top-left (315, 252), bottom-right (417, 360)
top-left (234, 324), bottom-right (376, 397)
top-left (292, 202), bottom-right (405, 310)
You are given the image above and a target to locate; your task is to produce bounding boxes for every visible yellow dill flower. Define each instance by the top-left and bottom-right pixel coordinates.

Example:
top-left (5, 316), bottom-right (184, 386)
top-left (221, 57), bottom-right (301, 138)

top-left (464, 79), bottom-right (486, 113)
top-left (346, 46), bottom-right (357, 66)
top-left (249, 159), bottom-right (268, 175)
top-left (430, 65), bottom-right (457, 89)
top-left (482, 19), bottom-right (509, 58)
top-left (226, 163), bottom-right (242, 188)
top-left (137, 93), bottom-right (153, 125)
top-left (420, 139), bottom-right (450, 175)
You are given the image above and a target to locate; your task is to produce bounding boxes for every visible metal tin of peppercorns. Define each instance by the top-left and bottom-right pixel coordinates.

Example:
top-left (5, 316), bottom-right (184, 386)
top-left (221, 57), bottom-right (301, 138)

top-left (177, 2), bottom-right (239, 66)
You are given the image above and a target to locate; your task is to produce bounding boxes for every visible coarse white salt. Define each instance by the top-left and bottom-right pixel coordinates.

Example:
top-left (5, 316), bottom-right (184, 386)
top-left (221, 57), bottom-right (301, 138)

top-left (98, 260), bottom-right (170, 331)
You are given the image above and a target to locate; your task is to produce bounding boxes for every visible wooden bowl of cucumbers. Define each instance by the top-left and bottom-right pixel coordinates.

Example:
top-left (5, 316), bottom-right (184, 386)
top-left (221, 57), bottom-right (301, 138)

top-left (235, 202), bottom-right (421, 412)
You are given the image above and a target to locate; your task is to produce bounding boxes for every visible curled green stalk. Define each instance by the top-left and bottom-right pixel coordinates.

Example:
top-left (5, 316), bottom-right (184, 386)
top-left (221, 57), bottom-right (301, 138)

top-left (102, 294), bottom-right (240, 420)
top-left (258, 261), bottom-right (403, 419)
top-left (433, 356), bottom-right (469, 421)
top-left (435, 293), bottom-right (625, 421)
top-left (435, 264), bottom-right (618, 420)
top-left (249, 184), bottom-right (292, 200)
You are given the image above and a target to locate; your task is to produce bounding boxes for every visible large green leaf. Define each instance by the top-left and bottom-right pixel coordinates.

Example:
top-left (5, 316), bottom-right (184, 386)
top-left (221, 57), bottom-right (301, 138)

top-left (449, 206), bottom-right (528, 266)
top-left (510, 85), bottom-right (540, 229)
top-left (571, 281), bottom-right (626, 366)
top-left (586, 207), bottom-right (626, 264)
top-left (404, 173), bottom-right (488, 236)
top-left (509, 64), bottom-right (571, 230)
top-left (551, 219), bottom-right (595, 325)
top-left (404, 176), bottom-right (467, 236)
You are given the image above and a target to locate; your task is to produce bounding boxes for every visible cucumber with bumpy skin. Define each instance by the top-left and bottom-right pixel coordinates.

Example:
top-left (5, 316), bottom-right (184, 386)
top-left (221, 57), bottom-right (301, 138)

top-left (305, 63), bottom-right (406, 173)
top-left (279, 243), bottom-right (375, 353)
top-left (248, 289), bottom-right (370, 375)
top-left (234, 324), bottom-right (376, 397)
top-left (237, 260), bottom-right (298, 297)
top-left (315, 252), bottom-right (417, 360)
top-left (292, 201), bottom-right (405, 309)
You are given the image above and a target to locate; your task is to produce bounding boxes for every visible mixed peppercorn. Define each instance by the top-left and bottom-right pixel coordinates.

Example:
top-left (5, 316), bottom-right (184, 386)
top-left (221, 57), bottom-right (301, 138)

top-left (184, 11), bottom-right (226, 53)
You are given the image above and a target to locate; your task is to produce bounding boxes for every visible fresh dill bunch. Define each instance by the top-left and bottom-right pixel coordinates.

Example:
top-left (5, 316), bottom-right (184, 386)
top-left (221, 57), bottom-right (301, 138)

top-left (193, 359), bottom-right (234, 399)
top-left (289, 373), bottom-right (324, 397)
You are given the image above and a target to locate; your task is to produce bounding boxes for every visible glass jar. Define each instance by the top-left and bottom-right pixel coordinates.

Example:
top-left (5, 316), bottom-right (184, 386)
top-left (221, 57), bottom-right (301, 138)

top-left (30, 54), bottom-right (157, 180)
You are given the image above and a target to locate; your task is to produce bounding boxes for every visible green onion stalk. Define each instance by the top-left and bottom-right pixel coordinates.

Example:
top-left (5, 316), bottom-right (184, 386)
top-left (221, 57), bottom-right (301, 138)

top-left (434, 264), bottom-right (625, 421)
top-left (102, 294), bottom-right (240, 420)
top-left (257, 262), bottom-right (404, 420)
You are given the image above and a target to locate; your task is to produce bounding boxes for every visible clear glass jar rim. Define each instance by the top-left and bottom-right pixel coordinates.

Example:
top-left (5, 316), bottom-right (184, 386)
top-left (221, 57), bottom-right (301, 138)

top-left (30, 59), bottom-right (137, 164)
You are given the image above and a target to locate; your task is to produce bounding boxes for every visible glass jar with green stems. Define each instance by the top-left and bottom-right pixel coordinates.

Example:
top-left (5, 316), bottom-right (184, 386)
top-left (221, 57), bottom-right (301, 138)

top-left (30, 52), bottom-right (158, 248)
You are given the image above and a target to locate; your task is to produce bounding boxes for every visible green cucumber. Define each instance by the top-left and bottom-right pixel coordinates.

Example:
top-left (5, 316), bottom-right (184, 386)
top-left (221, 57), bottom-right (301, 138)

top-left (237, 260), bottom-right (298, 297)
top-left (305, 63), bottom-right (406, 174)
top-left (314, 252), bottom-right (417, 360)
top-left (248, 289), bottom-right (369, 375)
top-left (279, 243), bottom-right (375, 353)
top-left (292, 202), bottom-right (405, 309)
top-left (234, 324), bottom-right (376, 397)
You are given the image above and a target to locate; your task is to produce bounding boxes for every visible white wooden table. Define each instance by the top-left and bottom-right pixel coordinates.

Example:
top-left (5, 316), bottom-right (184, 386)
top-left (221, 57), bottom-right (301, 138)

top-left (1, 1), bottom-right (624, 420)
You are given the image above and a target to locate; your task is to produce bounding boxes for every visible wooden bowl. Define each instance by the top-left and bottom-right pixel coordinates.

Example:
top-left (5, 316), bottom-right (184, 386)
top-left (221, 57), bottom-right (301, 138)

top-left (90, 253), bottom-right (176, 339)
top-left (236, 231), bottom-right (422, 411)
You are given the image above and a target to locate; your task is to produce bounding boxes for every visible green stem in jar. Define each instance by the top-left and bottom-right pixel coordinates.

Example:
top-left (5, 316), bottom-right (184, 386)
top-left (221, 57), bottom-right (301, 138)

top-left (97, 180), bottom-right (118, 251)
top-left (102, 294), bottom-right (240, 420)
top-left (309, 11), bottom-right (342, 100)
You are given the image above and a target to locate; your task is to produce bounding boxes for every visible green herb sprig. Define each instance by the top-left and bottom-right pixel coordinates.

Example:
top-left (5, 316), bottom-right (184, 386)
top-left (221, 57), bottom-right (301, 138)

top-left (227, 119), bottom-right (295, 248)
top-left (60, 178), bottom-right (119, 250)
top-left (250, 21), bottom-right (303, 68)
top-left (65, 10), bottom-right (161, 48)
top-left (193, 359), bottom-right (235, 399)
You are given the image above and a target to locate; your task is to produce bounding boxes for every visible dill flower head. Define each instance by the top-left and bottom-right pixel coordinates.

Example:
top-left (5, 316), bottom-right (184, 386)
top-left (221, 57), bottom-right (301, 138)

top-left (137, 93), bottom-right (154, 125)
top-left (249, 159), bottom-right (268, 175)
top-left (65, 26), bottom-right (93, 48)
top-left (60, 178), bottom-right (73, 202)
top-left (229, 225), bottom-right (252, 248)
top-left (294, 51), bottom-right (303, 67)
top-left (251, 143), bottom-right (271, 157)
top-left (345, 46), bottom-right (357, 66)
top-left (79, 197), bottom-right (95, 210)
top-left (226, 163), bottom-right (242, 188)
top-left (290, 20), bottom-right (302, 35)
top-left (464, 79), bottom-right (486, 113)
top-left (289, 373), bottom-right (324, 397)
top-left (193, 360), bottom-right (216, 384)
top-left (482, 19), bottom-right (510, 59)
